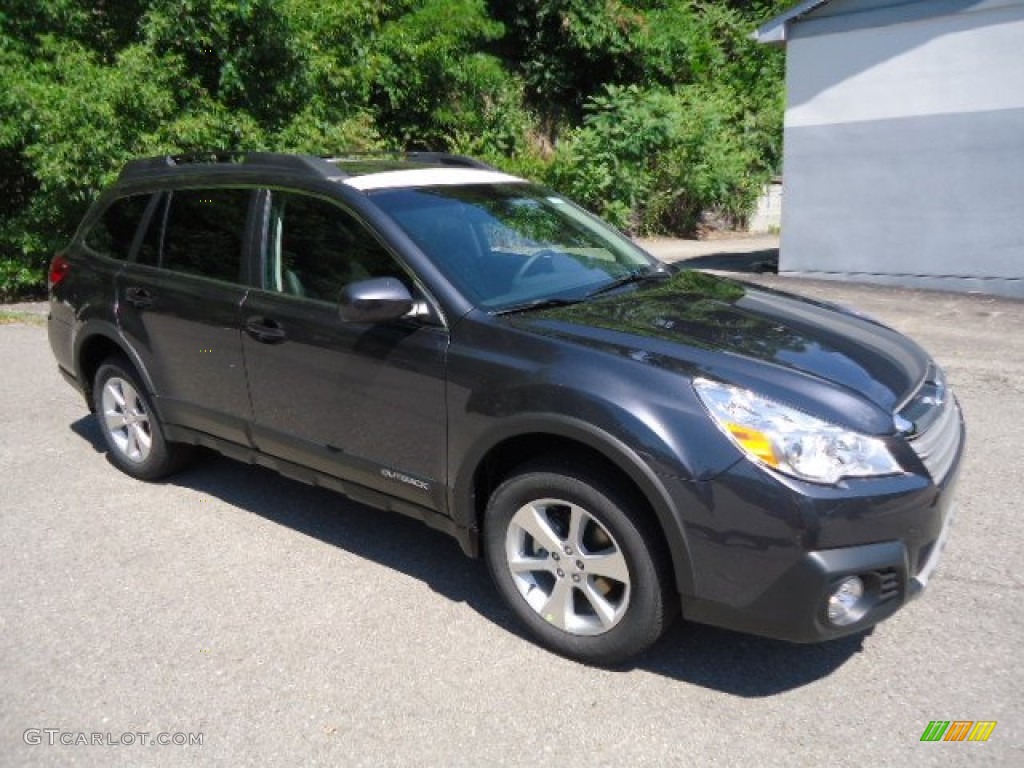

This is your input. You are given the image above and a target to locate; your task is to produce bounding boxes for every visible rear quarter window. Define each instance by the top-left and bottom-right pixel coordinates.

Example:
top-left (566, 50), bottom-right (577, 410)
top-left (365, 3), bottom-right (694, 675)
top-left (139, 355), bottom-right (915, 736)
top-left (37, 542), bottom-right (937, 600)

top-left (81, 193), bottom-right (153, 261)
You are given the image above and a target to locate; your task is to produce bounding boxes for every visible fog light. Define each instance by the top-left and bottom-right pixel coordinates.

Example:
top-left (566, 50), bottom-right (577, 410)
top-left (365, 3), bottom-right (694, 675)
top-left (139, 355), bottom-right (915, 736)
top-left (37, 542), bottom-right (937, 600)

top-left (827, 576), bottom-right (866, 626)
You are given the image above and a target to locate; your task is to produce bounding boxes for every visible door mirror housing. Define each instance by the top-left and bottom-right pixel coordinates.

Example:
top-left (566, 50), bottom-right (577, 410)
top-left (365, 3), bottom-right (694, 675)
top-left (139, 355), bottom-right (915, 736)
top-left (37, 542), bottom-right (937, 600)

top-left (338, 277), bottom-right (414, 323)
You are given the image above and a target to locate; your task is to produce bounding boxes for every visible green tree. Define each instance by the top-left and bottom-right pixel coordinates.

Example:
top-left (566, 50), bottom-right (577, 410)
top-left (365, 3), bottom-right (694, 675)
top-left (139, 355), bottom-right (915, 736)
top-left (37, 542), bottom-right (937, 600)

top-left (0, 0), bottom-right (789, 298)
top-left (142, 0), bottom-right (306, 129)
top-left (489, 0), bottom-right (647, 136)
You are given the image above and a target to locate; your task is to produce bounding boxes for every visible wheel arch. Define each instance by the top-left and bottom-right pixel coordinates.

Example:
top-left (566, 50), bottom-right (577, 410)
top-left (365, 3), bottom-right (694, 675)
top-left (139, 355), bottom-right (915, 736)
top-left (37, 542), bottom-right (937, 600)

top-left (75, 326), bottom-right (156, 412)
top-left (453, 417), bottom-right (696, 596)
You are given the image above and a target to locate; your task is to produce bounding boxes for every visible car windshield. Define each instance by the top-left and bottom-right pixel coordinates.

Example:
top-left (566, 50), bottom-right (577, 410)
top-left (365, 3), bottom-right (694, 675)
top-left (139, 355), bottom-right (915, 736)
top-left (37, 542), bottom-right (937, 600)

top-left (368, 183), bottom-right (658, 311)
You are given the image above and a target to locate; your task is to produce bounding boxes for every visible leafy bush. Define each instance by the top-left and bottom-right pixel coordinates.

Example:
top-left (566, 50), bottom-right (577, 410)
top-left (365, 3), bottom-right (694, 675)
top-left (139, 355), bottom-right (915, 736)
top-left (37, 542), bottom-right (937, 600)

top-left (549, 83), bottom-right (769, 236)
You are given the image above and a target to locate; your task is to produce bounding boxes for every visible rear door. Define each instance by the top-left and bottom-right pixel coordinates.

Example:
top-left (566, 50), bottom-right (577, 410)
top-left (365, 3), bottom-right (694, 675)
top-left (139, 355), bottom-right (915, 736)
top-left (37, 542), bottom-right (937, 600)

top-left (240, 190), bottom-right (448, 511)
top-left (116, 187), bottom-right (256, 445)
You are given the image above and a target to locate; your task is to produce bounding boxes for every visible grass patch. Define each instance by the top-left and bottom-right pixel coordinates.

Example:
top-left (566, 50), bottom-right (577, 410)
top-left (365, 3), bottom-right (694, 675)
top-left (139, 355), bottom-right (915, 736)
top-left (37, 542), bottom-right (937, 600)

top-left (0, 309), bottom-right (46, 326)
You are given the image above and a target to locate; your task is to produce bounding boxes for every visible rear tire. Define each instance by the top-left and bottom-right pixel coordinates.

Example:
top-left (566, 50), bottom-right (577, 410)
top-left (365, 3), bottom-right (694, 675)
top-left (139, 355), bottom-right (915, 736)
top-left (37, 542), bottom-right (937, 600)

top-left (484, 460), bottom-right (674, 665)
top-left (92, 357), bottom-right (192, 480)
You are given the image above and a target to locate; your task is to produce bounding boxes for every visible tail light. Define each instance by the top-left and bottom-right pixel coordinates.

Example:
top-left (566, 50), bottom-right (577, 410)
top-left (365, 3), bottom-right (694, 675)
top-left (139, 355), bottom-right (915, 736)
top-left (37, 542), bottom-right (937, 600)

top-left (48, 253), bottom-right (70, 291)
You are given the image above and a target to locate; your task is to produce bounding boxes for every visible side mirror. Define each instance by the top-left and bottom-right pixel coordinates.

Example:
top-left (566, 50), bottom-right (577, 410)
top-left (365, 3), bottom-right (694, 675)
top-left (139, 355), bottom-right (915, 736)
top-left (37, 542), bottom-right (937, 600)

top-left (338, 277), bottom-right (414, 323)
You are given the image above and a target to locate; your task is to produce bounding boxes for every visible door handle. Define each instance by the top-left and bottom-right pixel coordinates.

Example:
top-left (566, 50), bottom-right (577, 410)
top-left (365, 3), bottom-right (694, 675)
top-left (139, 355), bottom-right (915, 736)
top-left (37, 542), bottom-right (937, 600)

top-left (245, 316), bottom-right (287, 344)
top-left (124, 286), bottom-right (153, 308)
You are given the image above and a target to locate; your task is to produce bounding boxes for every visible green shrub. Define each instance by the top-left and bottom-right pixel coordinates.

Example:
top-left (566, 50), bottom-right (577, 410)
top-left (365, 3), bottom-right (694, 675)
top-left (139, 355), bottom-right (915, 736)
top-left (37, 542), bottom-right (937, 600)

top-left (548, 84), bottom-right (769, 236)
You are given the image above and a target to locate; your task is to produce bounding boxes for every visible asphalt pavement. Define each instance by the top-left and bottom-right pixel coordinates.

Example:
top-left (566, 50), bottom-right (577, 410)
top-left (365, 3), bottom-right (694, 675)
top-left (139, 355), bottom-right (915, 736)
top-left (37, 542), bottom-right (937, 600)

top-left (1, 255), bottom-right (1021, 767)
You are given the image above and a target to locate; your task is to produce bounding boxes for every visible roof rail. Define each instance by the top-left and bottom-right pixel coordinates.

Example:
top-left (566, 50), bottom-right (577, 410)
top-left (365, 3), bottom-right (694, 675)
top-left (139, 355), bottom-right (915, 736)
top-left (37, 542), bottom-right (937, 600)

top-left (116, 150), bottom-right (498, 183)
top-left (323, 151), bottom-right (498, 171)
top-left (117, 152), bottom-right (343, 181)
top-left (404, 152), bottom-right (498, 171)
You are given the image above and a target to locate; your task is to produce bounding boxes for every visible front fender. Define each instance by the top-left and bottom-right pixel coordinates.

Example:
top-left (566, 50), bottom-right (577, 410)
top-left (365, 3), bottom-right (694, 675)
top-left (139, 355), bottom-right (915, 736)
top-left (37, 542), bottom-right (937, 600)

top-left (450, 411), bottom-right (700, 596)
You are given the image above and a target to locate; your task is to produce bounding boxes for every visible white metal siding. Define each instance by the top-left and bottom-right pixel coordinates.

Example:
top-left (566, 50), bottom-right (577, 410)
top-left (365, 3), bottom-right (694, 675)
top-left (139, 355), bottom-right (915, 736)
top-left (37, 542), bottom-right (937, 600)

top-left (780, 2), bottom-right (1024, 297)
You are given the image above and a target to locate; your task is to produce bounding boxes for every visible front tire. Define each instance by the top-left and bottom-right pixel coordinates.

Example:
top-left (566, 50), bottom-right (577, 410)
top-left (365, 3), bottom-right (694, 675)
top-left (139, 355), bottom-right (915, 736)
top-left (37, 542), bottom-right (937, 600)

top-left (484, 460), bottom-right (674, 665)
top-left (93, 357), bottom-right (191, 480)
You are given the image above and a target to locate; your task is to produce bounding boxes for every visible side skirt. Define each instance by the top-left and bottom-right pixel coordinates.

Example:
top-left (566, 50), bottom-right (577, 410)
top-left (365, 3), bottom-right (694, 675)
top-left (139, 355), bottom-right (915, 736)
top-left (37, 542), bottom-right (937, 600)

top-left (163, 424), bottom-right (477, 557)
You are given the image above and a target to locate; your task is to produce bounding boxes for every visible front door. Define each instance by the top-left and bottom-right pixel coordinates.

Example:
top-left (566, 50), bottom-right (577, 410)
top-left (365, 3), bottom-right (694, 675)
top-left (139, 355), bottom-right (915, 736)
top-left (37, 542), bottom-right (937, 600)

top-left (240, 190), bottom-right (448, 511)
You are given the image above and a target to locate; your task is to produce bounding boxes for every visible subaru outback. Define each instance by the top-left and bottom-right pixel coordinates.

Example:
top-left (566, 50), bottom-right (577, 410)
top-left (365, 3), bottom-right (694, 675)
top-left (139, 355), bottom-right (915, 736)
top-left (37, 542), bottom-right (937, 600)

top-left (47, 152), bottom-right (964, 664)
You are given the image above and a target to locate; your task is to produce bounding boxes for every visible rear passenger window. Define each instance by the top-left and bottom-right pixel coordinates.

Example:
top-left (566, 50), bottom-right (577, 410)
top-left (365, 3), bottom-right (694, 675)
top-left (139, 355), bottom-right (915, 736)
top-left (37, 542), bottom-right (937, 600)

top-left (82, 194), bottom-right (153, 260)
top-left (162, 189), bottom-right (251, 283)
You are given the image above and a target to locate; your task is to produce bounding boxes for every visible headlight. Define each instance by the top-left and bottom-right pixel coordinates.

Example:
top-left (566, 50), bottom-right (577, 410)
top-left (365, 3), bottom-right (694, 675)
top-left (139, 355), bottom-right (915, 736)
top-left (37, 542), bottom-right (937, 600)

top-left (693, 378), bottom-right (902, 485)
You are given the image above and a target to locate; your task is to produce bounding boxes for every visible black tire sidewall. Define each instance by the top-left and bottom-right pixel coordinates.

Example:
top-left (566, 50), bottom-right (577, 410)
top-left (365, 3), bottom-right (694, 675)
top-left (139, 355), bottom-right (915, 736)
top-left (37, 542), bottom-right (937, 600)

top-left (92, 359), bottom-right (177, 481)
top-left (483, 464), bottom-right (671, 665)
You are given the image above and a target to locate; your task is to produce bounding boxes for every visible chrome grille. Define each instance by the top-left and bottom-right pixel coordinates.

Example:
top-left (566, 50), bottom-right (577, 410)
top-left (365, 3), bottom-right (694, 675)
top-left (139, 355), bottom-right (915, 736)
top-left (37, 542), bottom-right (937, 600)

top-left (899, 369), bottom-right (963, 483)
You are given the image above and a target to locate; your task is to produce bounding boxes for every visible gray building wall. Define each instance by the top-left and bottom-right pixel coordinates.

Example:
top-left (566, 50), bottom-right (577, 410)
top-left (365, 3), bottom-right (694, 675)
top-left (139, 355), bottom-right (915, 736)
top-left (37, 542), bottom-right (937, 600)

top-left (778, 0), bottom-right (1024, 297)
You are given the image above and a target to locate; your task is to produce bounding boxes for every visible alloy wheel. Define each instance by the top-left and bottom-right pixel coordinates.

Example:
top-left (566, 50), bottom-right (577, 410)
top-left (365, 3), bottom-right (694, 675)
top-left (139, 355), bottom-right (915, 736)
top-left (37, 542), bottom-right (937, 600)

top-left (100, 376), bottom-right (153, 463)
top-left (505, 498), bottom-right (631, 635)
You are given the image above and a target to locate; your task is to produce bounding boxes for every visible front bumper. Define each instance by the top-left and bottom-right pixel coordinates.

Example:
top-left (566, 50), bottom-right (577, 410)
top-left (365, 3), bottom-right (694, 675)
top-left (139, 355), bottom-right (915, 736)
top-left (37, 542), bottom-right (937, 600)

top-left (681, 501), bottom-right (956, 643)
top-left (674, 411), bottom-right (964, 643)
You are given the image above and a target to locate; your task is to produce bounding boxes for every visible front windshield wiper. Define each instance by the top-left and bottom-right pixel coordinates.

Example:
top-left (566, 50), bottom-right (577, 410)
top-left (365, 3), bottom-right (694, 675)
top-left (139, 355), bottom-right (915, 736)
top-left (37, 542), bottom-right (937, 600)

top-left (492, 296), bottom-right (586, 315)
top-left (494, 267), bottom-right (671, 315)
top-left (585, 267), bottom-right (671, 299)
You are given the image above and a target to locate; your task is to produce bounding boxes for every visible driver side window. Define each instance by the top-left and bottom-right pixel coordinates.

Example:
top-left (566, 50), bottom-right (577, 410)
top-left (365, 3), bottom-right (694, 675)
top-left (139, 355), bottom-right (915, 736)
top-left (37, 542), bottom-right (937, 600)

top-left (264, 192), bottom-right (404, 302)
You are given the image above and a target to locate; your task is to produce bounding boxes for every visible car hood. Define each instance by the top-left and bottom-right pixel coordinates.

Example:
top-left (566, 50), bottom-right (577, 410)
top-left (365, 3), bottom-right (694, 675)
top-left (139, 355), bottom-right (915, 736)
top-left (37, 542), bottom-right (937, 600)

top-left (507, 270), bottom-right (930, 420)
